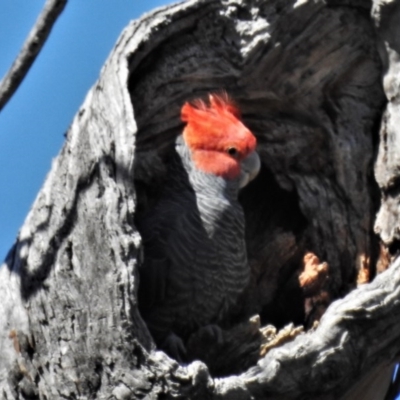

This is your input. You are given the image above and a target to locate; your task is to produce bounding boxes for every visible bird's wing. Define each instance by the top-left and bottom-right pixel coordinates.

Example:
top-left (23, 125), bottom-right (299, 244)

top-left (137, 194), bottom-right (207, 311)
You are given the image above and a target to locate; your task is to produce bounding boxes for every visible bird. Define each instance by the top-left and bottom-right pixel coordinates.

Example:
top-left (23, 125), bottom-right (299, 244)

top-left (136, 93), bottom-right (260, 361)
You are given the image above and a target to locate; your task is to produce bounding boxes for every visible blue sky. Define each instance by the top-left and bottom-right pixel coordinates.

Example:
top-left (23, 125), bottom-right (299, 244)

top-left (0, 0), bottom-right (173, 261)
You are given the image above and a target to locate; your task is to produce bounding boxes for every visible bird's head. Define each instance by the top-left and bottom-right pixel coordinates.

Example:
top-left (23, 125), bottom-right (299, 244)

top-left (181, 93), bottom-right (260, 188)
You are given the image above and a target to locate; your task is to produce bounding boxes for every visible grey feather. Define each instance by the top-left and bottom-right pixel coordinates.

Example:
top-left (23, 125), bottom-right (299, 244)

top-left (137, 135), bottom-right (249, 348)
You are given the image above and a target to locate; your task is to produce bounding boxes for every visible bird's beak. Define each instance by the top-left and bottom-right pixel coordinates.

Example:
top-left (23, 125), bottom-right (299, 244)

top-left (239, 151), bottom-right (261, 188)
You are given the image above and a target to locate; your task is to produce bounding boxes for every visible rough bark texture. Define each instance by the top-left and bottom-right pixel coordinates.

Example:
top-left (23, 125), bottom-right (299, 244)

top-left (1, 0), bottom-right (400, 399)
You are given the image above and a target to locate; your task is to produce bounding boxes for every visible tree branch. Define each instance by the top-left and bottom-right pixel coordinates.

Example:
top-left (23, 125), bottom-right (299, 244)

top-left (0, 0), bottom-right (67, 112)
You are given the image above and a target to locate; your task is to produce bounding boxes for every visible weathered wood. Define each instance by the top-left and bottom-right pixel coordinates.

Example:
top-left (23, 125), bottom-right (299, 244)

top-left (1, 0), bottom-right (399, 398)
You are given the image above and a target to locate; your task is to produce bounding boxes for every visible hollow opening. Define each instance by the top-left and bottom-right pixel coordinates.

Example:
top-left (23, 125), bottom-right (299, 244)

top-left (131, 128), bottom-right (331, 377)
top-left (127, 0), bottom-right (385, 377)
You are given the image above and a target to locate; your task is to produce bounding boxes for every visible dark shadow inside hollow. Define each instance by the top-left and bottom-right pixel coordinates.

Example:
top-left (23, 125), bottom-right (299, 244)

top-left (238, 163), bottom-right (308, 329)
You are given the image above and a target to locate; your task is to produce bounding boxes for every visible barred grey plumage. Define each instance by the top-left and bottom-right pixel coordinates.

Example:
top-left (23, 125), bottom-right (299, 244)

top-left (137, 95), bottom-right (259, 360)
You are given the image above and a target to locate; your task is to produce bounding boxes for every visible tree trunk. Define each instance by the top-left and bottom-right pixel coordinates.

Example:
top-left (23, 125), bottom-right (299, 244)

top-left (1, 0), bottom-right (399, 399)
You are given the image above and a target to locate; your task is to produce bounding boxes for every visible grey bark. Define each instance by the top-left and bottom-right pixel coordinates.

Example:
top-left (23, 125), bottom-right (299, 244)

top-left (0, 0), bottom-right (68, 112)
top-left (0, 0), bottom-right (399, 399)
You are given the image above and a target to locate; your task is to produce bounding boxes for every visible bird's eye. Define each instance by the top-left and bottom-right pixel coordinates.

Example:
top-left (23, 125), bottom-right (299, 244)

top-left (227, 147), bottom-right (238, 157)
